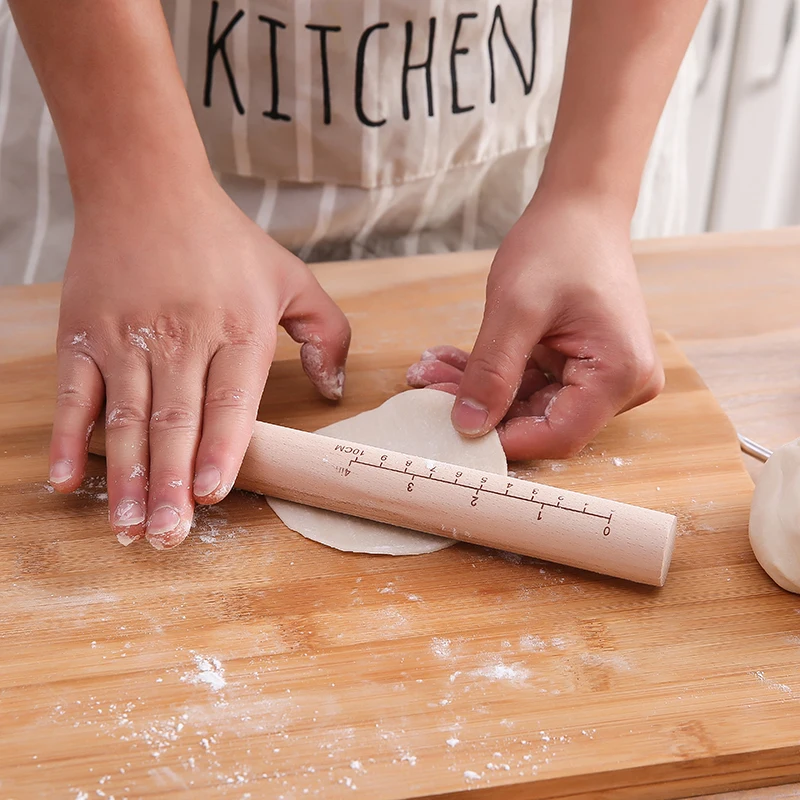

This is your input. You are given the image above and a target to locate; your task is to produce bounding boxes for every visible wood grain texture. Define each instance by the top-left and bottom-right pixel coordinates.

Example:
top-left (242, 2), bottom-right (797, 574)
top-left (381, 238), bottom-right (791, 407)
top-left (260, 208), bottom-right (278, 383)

top-left (2, 229), bottom-right (800, 799)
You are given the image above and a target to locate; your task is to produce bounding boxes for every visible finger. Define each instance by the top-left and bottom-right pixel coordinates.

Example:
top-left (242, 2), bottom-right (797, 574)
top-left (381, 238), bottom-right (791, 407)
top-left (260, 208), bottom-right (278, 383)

top-left (526, 345), bottom-right (567, 381)
top-left (406, 359), bottom-right (464, 388)
top-left (192, 342), bottom-right (271, 505)
top-left (102, 359), bottom-right (151, 545)
top-left (558, 343), bottom-right (664, 415)
top-left (282, 270), bottom-right (351, 401)
top-left (419, 345), bottom-right (469, 371)
top-left (423, 382), bottom-right (459, 396)
top-left (146, 360), bottom-right (206, 550)
top-left (498, 383), bottom-right (609, 462)
top-left (505, 383), bottom-right (562, 420)
top-left (619, 364), bottom-right (665, 413)
top-left (50, 348), bottom-right (105, 493)
top-left (498, 355), bottom-right (655, 461)
top-left (451, 298), bottom-right (540, 437)
top-left (516, 368), bottom-right (552, 401)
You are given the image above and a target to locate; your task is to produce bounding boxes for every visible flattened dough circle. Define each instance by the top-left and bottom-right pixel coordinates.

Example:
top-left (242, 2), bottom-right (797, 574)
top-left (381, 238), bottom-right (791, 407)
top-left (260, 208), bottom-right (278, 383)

top-left (267, 390), bottom-right (507, 555)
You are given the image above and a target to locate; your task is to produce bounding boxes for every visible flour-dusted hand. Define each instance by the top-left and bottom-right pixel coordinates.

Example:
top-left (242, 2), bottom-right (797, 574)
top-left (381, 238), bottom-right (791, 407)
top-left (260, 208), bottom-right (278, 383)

top-left (9, 0), bottom-right (349, 549)
top-left (50, 179), bottom-right (349, 549)
top-left (407, 193), bottom-right (663, 461)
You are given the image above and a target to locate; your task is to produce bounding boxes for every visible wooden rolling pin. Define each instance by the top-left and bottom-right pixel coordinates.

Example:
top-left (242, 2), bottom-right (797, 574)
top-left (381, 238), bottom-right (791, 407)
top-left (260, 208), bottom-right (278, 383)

top-left (90, 422), bottom-right (677, 586)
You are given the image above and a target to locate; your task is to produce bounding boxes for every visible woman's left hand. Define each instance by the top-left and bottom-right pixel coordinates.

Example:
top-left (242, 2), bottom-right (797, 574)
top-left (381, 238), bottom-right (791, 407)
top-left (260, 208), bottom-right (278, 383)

top-left (407, 190), bottom-right (664, 462)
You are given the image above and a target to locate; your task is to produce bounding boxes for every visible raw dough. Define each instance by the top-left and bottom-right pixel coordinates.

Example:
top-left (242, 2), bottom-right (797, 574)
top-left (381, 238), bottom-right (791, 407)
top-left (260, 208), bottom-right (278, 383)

top-left (267, 390), bottom-right (507, 555)
top-left (749, 438), bottom-right (800, 593)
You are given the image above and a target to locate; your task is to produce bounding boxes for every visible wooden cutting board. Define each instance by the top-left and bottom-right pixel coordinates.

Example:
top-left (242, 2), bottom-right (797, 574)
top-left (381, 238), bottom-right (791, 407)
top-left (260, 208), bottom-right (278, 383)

top-left (2, 332), bottom-right (799, 800)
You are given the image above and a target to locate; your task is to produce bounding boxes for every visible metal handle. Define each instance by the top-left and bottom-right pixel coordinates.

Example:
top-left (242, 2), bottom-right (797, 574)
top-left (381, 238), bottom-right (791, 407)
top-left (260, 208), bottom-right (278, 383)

top-left (751, 0), bottom-right (796, 90)
top-left (738, 434), bottom-right (773, 462)
top-left (696, 1), bottom-right (724, 95)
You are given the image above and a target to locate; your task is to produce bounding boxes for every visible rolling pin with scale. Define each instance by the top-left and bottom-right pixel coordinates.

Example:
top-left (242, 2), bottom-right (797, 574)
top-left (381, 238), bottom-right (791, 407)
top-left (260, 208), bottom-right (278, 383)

top-left (90, 418), bottom-right (678, 587)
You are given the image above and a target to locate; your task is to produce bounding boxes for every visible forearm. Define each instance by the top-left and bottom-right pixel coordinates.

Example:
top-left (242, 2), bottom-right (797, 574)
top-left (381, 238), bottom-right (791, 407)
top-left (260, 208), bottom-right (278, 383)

top-left (538, 0), bottom-right (705, 218)
top-left (8, 0), bottom-right (211, 210)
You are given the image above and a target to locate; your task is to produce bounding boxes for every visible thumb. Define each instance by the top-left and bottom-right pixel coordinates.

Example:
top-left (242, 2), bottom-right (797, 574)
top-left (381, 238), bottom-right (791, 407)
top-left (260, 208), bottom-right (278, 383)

top-left (452, 301), bottom-right (538, 437)
top-left (281, 270), bottom-right (351, 400)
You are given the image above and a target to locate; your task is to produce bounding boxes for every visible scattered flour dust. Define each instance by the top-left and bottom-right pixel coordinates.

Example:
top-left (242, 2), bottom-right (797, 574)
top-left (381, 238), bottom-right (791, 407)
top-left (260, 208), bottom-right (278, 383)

top-left (191, 504), bottom-right (245, 544)
top-left (611, 457), bottom-right (631, 467)
top-left (73, 475), bottom-right (108, 503)
top-left (751, 670), bottom-right (792, 694)
top-left (379, 607), bottom-right (408, 629)
top-left (468, 659), bottom-right (532, 686)
top-left (431, 637), bottom-right (452, 659)
top-left (181, 653), bottom-right (226, 692)
top-left (519, 634), bottom-right (568, 652)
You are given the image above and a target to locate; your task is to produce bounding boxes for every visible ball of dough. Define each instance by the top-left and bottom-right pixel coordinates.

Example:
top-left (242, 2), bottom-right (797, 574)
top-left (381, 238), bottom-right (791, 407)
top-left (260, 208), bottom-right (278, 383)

top-left (749, 438), bottom-right (800, 594)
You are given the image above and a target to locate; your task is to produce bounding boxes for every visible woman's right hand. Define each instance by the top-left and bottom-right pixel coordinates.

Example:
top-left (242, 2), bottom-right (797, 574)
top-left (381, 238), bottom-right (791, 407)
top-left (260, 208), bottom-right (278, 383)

top-left (50, 176), bottom-right (350, 550)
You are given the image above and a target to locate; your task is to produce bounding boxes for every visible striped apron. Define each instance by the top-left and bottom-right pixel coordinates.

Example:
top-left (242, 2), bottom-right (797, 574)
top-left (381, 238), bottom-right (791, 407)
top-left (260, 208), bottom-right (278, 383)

top-left (0, 0), bottom-right (695, 285)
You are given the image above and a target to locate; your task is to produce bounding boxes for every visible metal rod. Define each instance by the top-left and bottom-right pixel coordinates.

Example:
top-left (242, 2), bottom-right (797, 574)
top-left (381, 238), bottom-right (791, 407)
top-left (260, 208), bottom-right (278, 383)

top-left (738, 434), bottom-right (773, 462)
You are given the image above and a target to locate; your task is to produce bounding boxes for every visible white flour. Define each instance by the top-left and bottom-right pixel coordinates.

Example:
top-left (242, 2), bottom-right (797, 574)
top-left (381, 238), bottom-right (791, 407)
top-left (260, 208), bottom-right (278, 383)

top-left (181, 654), bottom-right (226, 692)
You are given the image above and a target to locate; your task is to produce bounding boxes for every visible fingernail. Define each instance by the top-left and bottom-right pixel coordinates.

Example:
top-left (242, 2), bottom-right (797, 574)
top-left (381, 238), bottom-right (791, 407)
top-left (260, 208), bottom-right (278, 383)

top-left (114, 499), bottom-right (146, 527)
top-left (453, 398), bottom-right (489, 434)
top-left (334, 367), bottom-right (345, 399)
top-left (147, 506), bottom-right (181, 537)
top-left (193, 466), bottom-right (222, 497)
top-left (116, 530), bottom-right (142, 547)
top-left (320, 368), bottom-right (345, 401)
top-left (49, 460), bottom-right (74, 485)
top-left (147, 525), bottom-right (189, 550)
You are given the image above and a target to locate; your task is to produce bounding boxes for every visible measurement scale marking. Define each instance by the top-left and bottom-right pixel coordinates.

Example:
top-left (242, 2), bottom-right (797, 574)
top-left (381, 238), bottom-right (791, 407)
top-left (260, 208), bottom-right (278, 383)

top-left (348, 455), bottom-right (613, 523)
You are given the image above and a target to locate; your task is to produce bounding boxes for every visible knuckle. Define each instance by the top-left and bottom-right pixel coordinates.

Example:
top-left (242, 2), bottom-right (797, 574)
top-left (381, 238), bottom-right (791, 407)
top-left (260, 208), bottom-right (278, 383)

top-left (222, 330), bottom-right (275, 366)
top-left (57, 328), bottom-right (91, 353)
top-left (105, 402), bottom-right (149, 430)
top-left (149, 405), bottom-right (198, 433)
top-left (604, 343), bottom-right (662, 398)
top-left (221, 314), bottom-right (272, 350)
top-left (56, 384), bottom-right (94, 410)
top-left (628, 349), bottom-right (664, 399)
top-left (125, 314), bottom-right (192, 360)
top-left (204, 386), bottom-right (254, 412)
top-left (153, 313), bottom-right (190, 345)
top-left (221, 318), bottom-right (256, 348)
top-left (639, 363), bottom-right (666, 403)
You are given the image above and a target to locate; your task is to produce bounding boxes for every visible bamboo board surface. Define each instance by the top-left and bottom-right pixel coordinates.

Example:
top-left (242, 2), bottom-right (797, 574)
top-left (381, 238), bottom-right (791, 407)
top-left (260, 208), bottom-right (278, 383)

top-left (2, 321), bottom-right (800, 800)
